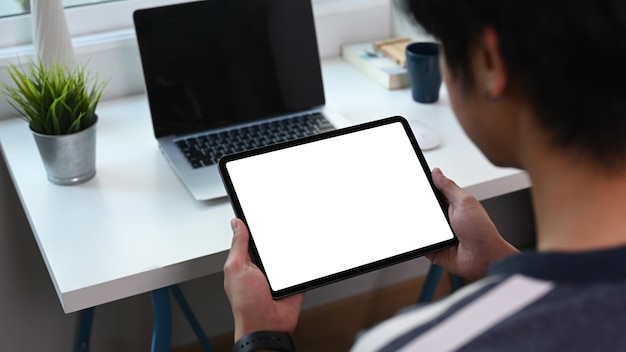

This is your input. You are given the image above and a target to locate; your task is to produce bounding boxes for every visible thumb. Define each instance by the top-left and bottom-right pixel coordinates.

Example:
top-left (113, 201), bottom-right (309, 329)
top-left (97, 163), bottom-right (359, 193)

top-left (432, 168), bottom-right (465, 206)
top-left (225, 218), bottom-right (251, 271)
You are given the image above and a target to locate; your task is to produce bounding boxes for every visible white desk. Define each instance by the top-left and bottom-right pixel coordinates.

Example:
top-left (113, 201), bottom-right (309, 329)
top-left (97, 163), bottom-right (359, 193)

top-left (0, 58), bottom-right (530, 314)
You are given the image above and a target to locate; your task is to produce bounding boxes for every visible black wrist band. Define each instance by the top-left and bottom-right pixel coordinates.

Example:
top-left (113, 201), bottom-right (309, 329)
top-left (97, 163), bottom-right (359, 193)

top-left (233, 331), bottom-right (295, 352)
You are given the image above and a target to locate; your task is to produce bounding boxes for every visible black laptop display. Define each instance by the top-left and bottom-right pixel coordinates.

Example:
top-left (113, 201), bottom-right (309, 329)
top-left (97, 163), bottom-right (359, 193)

top-left (134, 0), bottom-right (348, 200)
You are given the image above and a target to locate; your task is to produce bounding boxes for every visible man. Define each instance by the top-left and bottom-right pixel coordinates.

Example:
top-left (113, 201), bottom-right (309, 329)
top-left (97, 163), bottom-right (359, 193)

top-left (224, 0), bottom-right (626, 350)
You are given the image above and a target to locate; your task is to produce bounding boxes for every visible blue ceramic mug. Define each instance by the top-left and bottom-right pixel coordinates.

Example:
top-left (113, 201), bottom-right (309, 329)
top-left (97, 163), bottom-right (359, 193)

top-left (405, 42), bottom-right (442, 103)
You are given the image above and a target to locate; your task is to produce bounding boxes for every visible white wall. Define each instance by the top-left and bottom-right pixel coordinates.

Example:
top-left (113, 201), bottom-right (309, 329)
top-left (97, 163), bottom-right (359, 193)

top-left (391, 1), bottom-right (434, 42)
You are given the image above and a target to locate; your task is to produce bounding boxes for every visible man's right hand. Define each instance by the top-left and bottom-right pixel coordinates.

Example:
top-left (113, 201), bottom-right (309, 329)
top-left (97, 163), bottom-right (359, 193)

top-left (428, 168), bottom-right (520, 281)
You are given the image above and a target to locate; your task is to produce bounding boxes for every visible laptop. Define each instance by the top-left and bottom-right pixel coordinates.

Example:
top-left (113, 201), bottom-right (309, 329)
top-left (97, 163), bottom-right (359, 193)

top-left (133, 0), bottom-right (350, 200)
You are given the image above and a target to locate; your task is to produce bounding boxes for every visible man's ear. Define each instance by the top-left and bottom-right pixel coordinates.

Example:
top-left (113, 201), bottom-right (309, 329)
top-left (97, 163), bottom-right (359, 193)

top-left (479, 27), bottom-right (508, 101)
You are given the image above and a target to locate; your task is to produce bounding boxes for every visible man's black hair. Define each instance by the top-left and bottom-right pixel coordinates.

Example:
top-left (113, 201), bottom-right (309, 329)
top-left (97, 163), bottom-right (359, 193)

top-left (398, 0), bottom-right (626, 170)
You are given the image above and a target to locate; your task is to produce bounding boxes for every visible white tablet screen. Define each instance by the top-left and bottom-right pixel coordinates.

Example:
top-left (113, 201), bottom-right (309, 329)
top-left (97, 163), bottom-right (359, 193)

top-left (220, 117), bottom-right (456, 297)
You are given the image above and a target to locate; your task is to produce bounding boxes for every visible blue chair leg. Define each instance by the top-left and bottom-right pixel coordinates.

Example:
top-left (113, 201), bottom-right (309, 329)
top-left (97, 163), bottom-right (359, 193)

top-left (74, 307), bottom-right (95, 352)
top-left (170, 285), bottom-right (214, 352)
top-left (151, 287), bottom-right (172, 352)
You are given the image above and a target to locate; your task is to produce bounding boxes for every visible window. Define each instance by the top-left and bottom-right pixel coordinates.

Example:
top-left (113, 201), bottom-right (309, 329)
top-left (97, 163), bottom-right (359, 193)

top-left (0, 0), bottom-right (390, 53)
top-left (0, 0), bottom-right (391, 118)
top-left (0, 0), bottom-right (120, 18)
top-left (0, 0), bottom-right (194, 49)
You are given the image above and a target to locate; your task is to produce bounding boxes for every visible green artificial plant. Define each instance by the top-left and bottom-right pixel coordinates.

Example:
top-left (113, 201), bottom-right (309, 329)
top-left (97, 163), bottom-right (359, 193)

top-left (2, 58), bottom-right (107, 135)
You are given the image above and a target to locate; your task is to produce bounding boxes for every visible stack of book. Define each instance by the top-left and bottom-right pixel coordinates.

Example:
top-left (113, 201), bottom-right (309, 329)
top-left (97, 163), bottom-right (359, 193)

top-left (341, 38), bottom-right (411, 90)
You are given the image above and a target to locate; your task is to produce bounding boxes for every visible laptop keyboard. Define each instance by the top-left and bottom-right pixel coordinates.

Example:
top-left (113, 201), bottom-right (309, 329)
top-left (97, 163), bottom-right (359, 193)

top-left (176, 112), bottom-right (335, 168)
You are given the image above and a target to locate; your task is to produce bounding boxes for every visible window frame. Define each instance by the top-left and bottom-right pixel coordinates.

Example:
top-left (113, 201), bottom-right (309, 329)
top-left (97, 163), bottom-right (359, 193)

top-left (1, 0), bottom-right (195, 49)
top-left (0, 0), bottom-right (388, 49)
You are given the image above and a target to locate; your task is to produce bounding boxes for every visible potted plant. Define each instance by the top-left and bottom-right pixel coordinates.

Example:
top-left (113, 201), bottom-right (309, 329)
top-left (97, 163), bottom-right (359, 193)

top-left (1, 58), bottom-right (107, 185)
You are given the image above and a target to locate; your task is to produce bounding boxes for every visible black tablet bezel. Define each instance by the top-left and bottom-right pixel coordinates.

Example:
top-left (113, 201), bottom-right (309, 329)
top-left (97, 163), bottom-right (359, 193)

top-left (219, 116), bottom-right (457, 298)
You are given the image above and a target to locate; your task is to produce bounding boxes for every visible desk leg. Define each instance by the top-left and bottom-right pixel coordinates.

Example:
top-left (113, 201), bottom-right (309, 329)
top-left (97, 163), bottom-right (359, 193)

top-left (417, 264), bottom-right (464, 304)
top-left (170, 285), bottom-right (214, 352)
top-left (449, 273), bottom-right (464, 291)
top-left (74, 307), bottom-right (95, 352)
top-left (151, 288), bottom-right (172, 352)
top-left (417, 264), bottom-right (443, 303)
top-left (72, 286), bottom-right (213, 352)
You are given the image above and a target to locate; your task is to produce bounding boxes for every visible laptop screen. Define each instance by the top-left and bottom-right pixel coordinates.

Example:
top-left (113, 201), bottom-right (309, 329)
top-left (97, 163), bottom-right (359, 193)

top-left (133, 0), bottom-right (325, 138)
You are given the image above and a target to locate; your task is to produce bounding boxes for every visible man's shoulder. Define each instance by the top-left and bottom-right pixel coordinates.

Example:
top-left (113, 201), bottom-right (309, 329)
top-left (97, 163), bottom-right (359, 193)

top-left (351, 273), bottom-right (626, 351)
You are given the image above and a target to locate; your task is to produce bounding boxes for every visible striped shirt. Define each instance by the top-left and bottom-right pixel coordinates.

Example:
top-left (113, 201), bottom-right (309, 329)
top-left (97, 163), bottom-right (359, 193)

top-left (351, 245), bottom-right (626, 351)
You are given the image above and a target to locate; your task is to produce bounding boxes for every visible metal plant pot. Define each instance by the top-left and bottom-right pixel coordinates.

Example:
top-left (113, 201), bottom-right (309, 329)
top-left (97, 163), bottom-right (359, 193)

top-left (31, 121), bottom-right (97, 185)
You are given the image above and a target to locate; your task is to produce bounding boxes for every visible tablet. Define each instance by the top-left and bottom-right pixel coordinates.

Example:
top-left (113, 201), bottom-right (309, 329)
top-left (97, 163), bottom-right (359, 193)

top-left (219, 116), bottom-right (457, 298)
